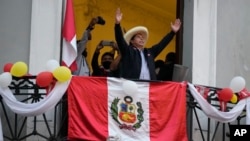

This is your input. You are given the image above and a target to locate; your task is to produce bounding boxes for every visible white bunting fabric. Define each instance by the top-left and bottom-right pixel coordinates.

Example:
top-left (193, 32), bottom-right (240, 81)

top-left (188, 83), bottom-right (250, 123)
top-left (0, 80), bottom-right (70, 116)
top-left (0, 80), bottom-right (70, 141)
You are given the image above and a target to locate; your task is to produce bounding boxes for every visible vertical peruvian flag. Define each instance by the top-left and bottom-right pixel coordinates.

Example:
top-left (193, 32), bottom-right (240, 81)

top-left (67, 77), bottom-right (188, 141)
top-left (61, 0), bottom-right (77, 72)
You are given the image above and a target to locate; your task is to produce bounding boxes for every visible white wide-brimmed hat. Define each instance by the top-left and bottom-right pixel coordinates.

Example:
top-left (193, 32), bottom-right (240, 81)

top-left (124, 26), bottom-right (148, 44)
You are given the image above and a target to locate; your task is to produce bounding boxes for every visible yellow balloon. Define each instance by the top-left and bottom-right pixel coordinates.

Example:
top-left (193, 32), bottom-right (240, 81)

top-left (52, 66), bottom-right (71, 82)
top-left (10, 61), bottom-right (28, 77)
top-left (230, 94), bottom-right (238, 104)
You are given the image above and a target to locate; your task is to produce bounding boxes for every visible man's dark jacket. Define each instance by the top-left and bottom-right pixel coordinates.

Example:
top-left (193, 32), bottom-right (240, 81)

top-left (115, 24), bottom-right (175, 80)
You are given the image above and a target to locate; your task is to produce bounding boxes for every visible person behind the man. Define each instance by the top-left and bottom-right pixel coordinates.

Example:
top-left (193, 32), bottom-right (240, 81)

top-left (91, 40), bottom-right (119, 77)
top-left (72, 16), bottom-right (105, 76)
top-left (114, 8), bottom-right (182, 80)
top-left (157, 52), bottom-right (176, 81)
top-left (154, 59), bottom-right (165, 76)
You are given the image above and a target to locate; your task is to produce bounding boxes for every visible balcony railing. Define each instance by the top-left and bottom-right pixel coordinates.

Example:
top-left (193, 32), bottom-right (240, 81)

top-left (0, 76), bottom-right (67, 141)
top-left (187, 84), bottom-right (246, 141)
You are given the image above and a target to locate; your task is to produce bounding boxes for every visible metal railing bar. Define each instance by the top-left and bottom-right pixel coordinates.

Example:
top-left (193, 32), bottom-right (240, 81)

top-left (17, 117), bottom-right (27, 138)
top-left (42, 113), bottom-right (53, 136)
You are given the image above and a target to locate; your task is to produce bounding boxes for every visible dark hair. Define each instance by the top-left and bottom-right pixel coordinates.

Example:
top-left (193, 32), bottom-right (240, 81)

top-left (129, 34), bottom-right (137, 45)
top-left (101, 52), bottom-right (114, 60)
top-left (131, 34), bottom-right (136, 41)
top-left (165, 52), bottom-right (176, 62)
top-left (155, 60), bottom-right (164, 68)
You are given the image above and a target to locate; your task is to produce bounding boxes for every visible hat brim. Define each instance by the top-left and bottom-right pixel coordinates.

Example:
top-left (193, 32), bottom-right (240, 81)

top-left (124, 26), bottom-right (148, 45)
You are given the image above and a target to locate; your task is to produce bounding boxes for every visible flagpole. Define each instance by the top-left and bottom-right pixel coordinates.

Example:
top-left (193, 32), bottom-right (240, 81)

top-left (59, 0), bottom-right (65, 65)
top-left (58, 1), bottom-right (68, 138)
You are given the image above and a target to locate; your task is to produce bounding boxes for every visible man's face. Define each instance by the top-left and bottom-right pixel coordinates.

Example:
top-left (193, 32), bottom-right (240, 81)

top-left (131, 33), bottom-right (145, 48)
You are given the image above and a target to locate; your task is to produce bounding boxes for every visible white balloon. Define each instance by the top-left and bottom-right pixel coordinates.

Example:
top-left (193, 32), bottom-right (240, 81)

top-left (229, 76), bottom-right (246, 92)
top-left (0, 72), bottom-right (12, 88)
top-left (122, 80), bottom-right (138, 95)
top-left (45, 59), bottom-right (60, 72)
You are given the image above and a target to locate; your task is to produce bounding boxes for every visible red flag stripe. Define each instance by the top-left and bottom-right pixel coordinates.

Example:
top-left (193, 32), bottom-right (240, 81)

top-left (63, 0), bottom-right (76, 41)
top-left (149, 82), bottom-right (187, 141)
top-left (67, 77), bottom-right (108, 140)
top-left (62, 0), bottom-right (77, 71)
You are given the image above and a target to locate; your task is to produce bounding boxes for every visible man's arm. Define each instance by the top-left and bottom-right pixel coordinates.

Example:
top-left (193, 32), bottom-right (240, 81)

top-left (91, 42), bottom-right (103, 76)
top-left (77, 29), bottom-right (90, 56)
top-left (150, 19), bottom-right (182, 57)
top-left (150, 31), bottom-right (175, 56)
top-left (110, 54), bottom-right (121, 71)
top-left (115, 8), bottom-right (128, 54)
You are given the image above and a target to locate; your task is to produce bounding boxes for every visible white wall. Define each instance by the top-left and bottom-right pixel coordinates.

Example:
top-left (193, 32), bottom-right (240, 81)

top-left (0, 0), bottom-right (32, 68)
top-left (216, 0), bottom-right (250, 88)
top-left (0, 0), bottom-right (62, 75)
top-left (192, 0), bottom-right (217, 87)
top-left (29, 0), bottom-right (62, 75)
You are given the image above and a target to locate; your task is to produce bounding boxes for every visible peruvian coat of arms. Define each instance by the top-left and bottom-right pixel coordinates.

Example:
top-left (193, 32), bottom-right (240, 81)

top-left (111, 96), bottom-right (144, 131)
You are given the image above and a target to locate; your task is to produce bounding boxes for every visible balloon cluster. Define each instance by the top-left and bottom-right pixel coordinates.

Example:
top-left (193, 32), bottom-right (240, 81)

top-left (36, 59), bottom-right (72, 88)
top-left (218, 76), bottom-right (246, 105)
top-left (0, 60), bottom-right (72, 88)
top-left (0, 61), bottom-right (28, 88)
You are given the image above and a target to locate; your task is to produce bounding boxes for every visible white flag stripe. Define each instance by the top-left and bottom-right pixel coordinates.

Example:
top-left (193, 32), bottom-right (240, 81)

top-left (107, 78), bottom-right (150, 141)
top-left (62, 35), bottom-right (77, 66)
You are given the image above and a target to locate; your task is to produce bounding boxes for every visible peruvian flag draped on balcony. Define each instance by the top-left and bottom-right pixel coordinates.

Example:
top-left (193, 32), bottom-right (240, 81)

top-left (61, 0), bottom-right (77, 72)
top-left (67, 77), bottom-right (188, 141)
